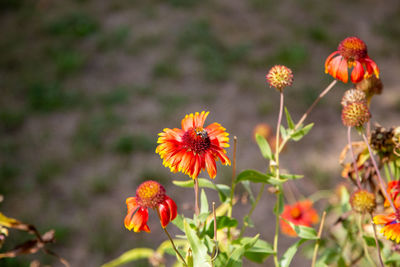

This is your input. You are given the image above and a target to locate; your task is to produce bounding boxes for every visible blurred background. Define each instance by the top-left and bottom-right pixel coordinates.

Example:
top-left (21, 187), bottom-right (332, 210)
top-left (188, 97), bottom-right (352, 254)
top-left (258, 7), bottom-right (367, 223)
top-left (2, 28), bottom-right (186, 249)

top-left (1, 0), bottom-right (400, 266)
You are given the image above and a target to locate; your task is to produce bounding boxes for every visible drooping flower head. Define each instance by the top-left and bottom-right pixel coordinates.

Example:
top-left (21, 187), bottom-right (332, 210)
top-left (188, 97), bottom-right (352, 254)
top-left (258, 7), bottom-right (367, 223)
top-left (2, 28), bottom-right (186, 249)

top-left (280, 200), bottom-right (319, 237)
top-left (341, 101), bottom-right (371, 127)
top-left (356, 75), bottom-right (383, 104)
top-left (266, 65), bottom-right (293, 91)
top-left (156, 111), bottom-right (230, 179)
top-left (124, 181), bottom-right (177, 232)
top-left (350, 189), bottom-right (376, 214)
top-left (373, 212), bottom-right (400, 243)
top-left (325, 37), bottom-right (379, 83)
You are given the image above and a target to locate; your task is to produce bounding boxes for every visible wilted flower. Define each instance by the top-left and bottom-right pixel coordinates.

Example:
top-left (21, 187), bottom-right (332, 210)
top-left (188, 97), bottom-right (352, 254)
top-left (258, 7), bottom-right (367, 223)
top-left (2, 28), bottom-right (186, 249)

top-left (350, 189), bottom-right (376, 214)
top-left (156, 111), bottom-right (230, 179)
top-left (341, 89), bottom-right (367, 107)
top-left (373, 212), bottom-right (400, 243)
top-left (370, 126), bottom-right (395, 160)
top-left (325, 37), bottom-right (379, 83)
top-left (266, 65), bottom-right (293, 91)
top-left (280, 200), bottom-right (319, 237)
top-left (341, 101), bottom-right (371, 127)
top-left (355, 75), bottom-right (383, 104)
top-left (124, 181), bottom-right (177, 232)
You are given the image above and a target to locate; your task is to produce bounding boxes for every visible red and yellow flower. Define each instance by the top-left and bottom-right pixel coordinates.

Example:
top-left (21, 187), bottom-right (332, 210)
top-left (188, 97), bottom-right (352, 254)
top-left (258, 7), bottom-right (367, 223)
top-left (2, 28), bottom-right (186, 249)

top-left (156, 111), bottom-right (230, 179)
top-left (124, 181), bottom-right (177, 232)
top-left (280, 200), bottom-right (319, 237)
top-left (373, 212), bottom-right (400, 243)
top-left (384, 181), bottom-right (400, 209)
top-left (325, 37), bottom-right (379, 83)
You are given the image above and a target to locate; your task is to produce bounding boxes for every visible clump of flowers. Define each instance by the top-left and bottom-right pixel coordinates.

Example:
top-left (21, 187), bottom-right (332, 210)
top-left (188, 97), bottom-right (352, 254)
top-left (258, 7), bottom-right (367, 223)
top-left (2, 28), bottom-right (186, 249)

top-left (124, 181), bottom-right (177, 232)
top-left (280, 200), bottom-right (319, 237)
top-left (156, 111), bottom-right (230, 179)
top-left (325, 37), bottom-right (379, 83)
top-left (350, 189), bottom-right (376, 214)
top-left (266, 65), bottom-right (293, 91)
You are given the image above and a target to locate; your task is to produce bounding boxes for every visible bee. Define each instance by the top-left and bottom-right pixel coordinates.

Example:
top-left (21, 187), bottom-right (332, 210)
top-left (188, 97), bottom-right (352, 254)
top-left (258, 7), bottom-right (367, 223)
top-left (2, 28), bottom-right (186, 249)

top-left (195, 128), bottom-right (209, 139)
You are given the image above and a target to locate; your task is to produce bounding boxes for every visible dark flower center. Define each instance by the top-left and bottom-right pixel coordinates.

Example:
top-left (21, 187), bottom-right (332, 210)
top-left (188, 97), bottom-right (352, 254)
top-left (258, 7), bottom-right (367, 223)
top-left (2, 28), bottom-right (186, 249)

top-left (338, 37), bottom-right (368, 61)
top-left (290, 207), bottom-right (302, 219)
top-left (182, 127), bottom-right (211, 154)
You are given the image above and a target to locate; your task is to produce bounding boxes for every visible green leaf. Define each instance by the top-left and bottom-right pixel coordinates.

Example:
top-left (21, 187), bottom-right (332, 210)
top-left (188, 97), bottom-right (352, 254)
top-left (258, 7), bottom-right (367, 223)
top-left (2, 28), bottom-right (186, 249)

top-left (255, 133), bottom-right (273, 160)
top-left (279, 173), bottom-right (303, 180)
top-left (216, 216), bottom-right (238, 229)
top-left (184, 220), bottom-right (212, 267)
top-left (385, 252), bottom-right (400, 264)
top-left (244, 239), bottom-right (274, 263)
top-left (227, 235), bottom-right (260, 267)
top-left (172, 214), bottom-right (185, 232)
top-left (240, 181), bottom-right (255, 203)
top-left (236, 170), bottom-right (285, 185)
top-left (280, 239), bottom-right (307, 267)
top-left (273, 192), bottom-right (284, 215)
top-left (362, 235), bottom-right (382, 248)
top-left (280, 125), bottom-right (288, 140)
top-left (173, 178), bottom-right (230, 202)
top-left (291, 123), bottom-right (314, 141)
top-left (284, 107), bottom-right (295, 129)
top-left (101, 248), bottom-right (154, 267)
top-left (200, 189), bottom-right (209, 214)
top-left (283, 219), bottom-right (319, 240)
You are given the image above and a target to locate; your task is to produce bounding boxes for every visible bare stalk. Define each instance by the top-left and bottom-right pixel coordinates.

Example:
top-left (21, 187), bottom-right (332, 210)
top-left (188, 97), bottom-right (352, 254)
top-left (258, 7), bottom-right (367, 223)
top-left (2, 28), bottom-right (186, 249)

top-left (311, 211), bottom-right (327, 267)
top-left (348, 127), bottom-right (362, 189)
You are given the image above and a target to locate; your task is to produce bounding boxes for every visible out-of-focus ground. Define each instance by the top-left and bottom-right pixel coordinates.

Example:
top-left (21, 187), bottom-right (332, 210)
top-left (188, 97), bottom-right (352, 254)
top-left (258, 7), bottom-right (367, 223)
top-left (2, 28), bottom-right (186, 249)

top-left (1, 0), bottom-right (400, 266)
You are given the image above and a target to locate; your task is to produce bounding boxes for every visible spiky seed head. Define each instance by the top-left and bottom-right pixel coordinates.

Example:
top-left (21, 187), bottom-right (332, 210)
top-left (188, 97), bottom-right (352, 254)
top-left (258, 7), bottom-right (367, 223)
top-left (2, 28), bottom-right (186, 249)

top-left (338, 37), bottom-right (368, 61)
top-left (341, 89), bottom-right (367, 107)
top-left (341, 101), bottom-right (371, 127)
top-left (350, 189), bottom-right (376, 214)
top-left (266, 65), bottom-right (293, 91)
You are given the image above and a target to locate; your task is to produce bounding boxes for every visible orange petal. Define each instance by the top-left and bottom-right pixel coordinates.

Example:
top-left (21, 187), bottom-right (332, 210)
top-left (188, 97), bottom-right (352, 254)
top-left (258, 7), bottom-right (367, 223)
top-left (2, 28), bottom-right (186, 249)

top-left (205, 152), bottom-right (217, 179)
top-left (125, 207), bottom-right (150, 232)
top-left (336, 57), bottom-right (349, 83)
top-left (158, 202), bottom-right (171, 228)
top-left (350, 61), bottom-right (364, 83)
top-left (165, 196), bottom-right (177, 221)
top-left (324, 51), bottom-right (340, 72)
top-left (373, 213), bottom-right (396, 225)
top-left (364, 57), bottom-right (380, 78)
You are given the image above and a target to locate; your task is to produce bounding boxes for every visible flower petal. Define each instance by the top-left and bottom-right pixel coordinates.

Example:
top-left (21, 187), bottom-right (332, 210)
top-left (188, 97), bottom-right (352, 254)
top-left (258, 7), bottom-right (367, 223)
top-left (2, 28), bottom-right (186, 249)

top-left (125, 207), bottom-right (150, 232)
top-left (165, 196), bottom-right (178, 221)
top-left (350, 61), bottom-right (364, 83)
top-left (158, 202), bottom-right (171, 228)
top-left (205, 152), bottom-right (217, 179)
top-left (336, 57), bottom-right (349, 83)
top-left (325, 51), bottom-right (340, 73)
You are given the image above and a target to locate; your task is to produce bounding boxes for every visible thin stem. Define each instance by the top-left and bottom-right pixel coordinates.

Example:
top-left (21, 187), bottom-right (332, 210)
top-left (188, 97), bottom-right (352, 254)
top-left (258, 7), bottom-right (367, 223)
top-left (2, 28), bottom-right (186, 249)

top-left (194, 177), bottom-right (199, 216)
top-left (278, 79), bottom-right (337, 152)
top-left (311, 211), bottom-right (327, 267)
top-left (211, 202), bottom-right (219, 265)
top-left (362, 133), bottom-right (397, 211)
top-left (156, 210), bottom-right (187, 266)
top-left (370, 213), bottom-right (385, 267)
top-left (358, 215), bottom-right (376, 267)
top-left (348, 127), bottom-right (362, 189)
top-left (273, 92), bottom-right (284, 267)
top-left (239, 184), bottom-right (265, 238)
top-left (228, 136), bottom-right (238, 218)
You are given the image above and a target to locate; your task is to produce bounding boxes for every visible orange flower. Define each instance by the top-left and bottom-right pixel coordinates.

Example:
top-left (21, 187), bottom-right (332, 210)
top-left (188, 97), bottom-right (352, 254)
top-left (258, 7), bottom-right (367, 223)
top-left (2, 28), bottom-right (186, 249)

top-left (124, 181), bottom-right (177, 232)
top-left (156, 111), bottom-right (230, 179)
top-left (325, 37), bottom-right (379, 83)
top-left (373, 212), bottom-right (400, 243)
top-left (280, 200), bottom-right (319, 237)
top-left (384, 181), bottom-right (400, 209)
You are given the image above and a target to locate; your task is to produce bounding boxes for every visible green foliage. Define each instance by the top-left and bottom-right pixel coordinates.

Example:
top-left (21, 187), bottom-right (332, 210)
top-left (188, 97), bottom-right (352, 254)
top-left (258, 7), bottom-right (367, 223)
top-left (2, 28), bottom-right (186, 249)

top-left (255, 133), bottom-right (273, 160)
top-left (45, 12), bottom-right (99, 39)
top-left (113, 134), bottom-right (155, 154)
top-left (173, 178), bottom-right (230, 202)
top-left (280, 239), bottom-right (307, 267)
top-left (101, 248), bottom-right (154, 267)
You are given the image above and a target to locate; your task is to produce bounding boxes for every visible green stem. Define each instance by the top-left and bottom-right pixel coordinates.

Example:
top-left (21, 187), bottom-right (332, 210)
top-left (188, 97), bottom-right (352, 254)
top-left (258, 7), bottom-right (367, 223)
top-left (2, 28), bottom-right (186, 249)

top-left (278, 80), bottom-right (337, 152)
top-left (227, 136), bottom-right (237, 239)
top-left (194, 177), bottom-right (199, 216)
top-left (273, 92), bottom-right (284, 267)
top-left (239, 184), bottom-right (265, 238)
top-left (156, 209), bottom-right (187, 266)
top-left (358, 215), bottom-right (376, 267)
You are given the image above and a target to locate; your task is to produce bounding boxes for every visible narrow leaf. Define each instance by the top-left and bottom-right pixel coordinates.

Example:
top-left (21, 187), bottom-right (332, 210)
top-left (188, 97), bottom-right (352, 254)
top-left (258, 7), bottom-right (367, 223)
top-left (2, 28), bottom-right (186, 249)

top-left (184, 220), bottom-right (211, 267)
top-left (284, 107), bottom-right (295, 130)
top-left (101, 248), bottom-right (154, 267)
top-left (273, 192), bottom-right (284, 215)
top-left (291, 123), bottom-right (314, 141)
top-left (200, 190), bottom-right (209, 214)
top-left (255, 133), bottom-right (273, 160)
top-left (280, 239), bottom-right (307, 267)
top-left (172, 178), bottom-right (230, 202)
top-left (236, 170), bottom-right (285, 185)
top-left (279, 173), bottom-right (303, 180)
top-left (244, 239), bottom-right (274, 263)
